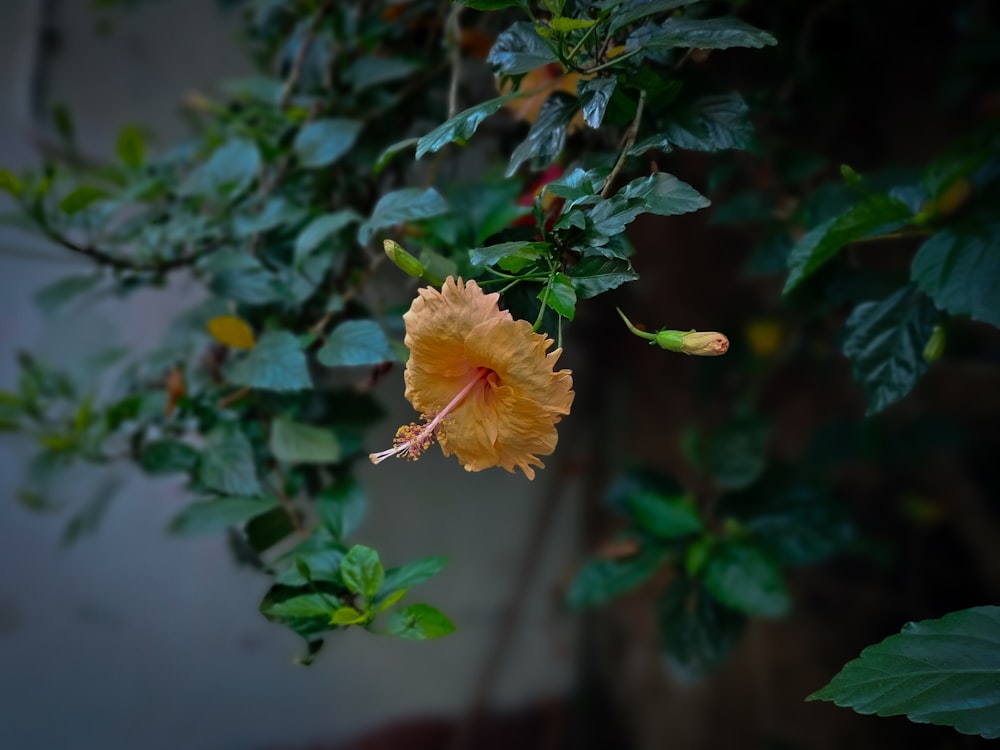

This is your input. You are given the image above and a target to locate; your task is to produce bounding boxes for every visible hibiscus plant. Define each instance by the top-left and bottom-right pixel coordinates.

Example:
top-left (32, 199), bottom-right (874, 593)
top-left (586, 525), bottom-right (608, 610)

top-left (2, 0), bottom-right (999, 741)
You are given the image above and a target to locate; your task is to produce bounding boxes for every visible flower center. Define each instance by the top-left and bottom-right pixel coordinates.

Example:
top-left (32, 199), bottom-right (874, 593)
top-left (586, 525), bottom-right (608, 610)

top-left (369, 367), bottom-right (493, 464)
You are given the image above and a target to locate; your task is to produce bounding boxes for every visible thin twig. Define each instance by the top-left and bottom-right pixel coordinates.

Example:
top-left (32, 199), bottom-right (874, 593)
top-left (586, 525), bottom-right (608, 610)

top-left (216, 385), bottom-right (252, 410)
top-left (279, 0), bottom-right (335, 110)
top-left (600, 89), bottom-right (646, 198)
top-left (446, 4), bottom-right (464, 118)
top-left (40, 225), bottom-right (218, 273)
top-left (309, 252), bottom-right (387, 337)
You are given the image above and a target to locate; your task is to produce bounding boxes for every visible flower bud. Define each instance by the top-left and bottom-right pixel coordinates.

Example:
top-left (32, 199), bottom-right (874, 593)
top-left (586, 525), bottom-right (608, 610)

top-left (678, 330), bottom-right (730, 356)
top-left (923, 324), bottom-right (946, 363)
top-left (384, 239), bottom-right (426, 279)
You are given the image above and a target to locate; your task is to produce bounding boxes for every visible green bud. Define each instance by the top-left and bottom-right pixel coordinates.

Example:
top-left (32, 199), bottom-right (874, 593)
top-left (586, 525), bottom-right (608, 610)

top-left (383, 239), bottom-right (426, 280)
top-left (923, 324), bottom-right (946, 363)
top-left (654, 329), bottom-right (686, 352)
top-left (617, 308), bottom-right (729, 356)
top-left (840, 163), bottom-right (863, 186)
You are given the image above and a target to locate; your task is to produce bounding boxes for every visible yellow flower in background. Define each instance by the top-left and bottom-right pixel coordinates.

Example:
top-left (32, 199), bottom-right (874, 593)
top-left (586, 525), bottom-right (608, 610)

top-left (370, 277), bottom-right (574, 479)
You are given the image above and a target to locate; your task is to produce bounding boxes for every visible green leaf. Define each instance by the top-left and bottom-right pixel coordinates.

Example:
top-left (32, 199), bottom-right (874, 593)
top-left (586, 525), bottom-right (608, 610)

top-left (609, 0), bottom-right (702, 32)
top-left (620, 172), bottom-right (710, 216)
top-left (911, 220), bottom-right (1000, 329)
top-left (59, 186), bottom-right (108, 215)
top-left (569, 256), bottom-right (639, 298)
top-left (273, 531), bottom-right (345, 586)
top-left (357, 188), bottom-right (449, 245)
top-left (469, 240), bottom-right (547, 267)
top-left (179, 138), bottom-right (260, 198)
top-left (116, 125), bottom-right (146, 168)
top-left (139, 440), bottom-right (200, 475)
top-left (808, 606), bottom-right (1000, 739)
top-left (245, 506), bottom-right (296, 552)
top-left (379, 556), bottom-right (448, 602)
top-left (416, 93), bottom-right (522, 159)
top-left (548, 17), bottom-right (596, 33)
top-left (346, 56), bottom-right (420, 92)
top-left (487, 21), bottom-right (558, 75)
top-left (843, 285), bottom-right (939, 416)
top-left (506, 91), bottom-right (577, 176)
top-left (386, 603), bottom-right (456, 640)
top-left (627, 16), bottom-right (777, 53)
top-left (539, 273), bottom-right (577, 320)
top-left (293, 118), bottom-right (363, 169)
top-left (783, 194), bottom-right (913, 294)
top-left (233, 197), bottom-right (305, 238)
top-left (294, 210), bottom-right (362, 264)
top-left (269, 418), bottom-right (341, 464)
top-left (317, 319), bottom-right (396, 367)
top-left (61, 479), bottom-right (119, 546)
top-left (225, 330), bottom-right (313, 392)
top-left (566, 547), bottom-right (668, 609)
top-left (704, 541), bottom-right (789, 617)
top-left (0, 168), bottom-right (24, 197)
top-left (318, 479), bottom-right (366, 540)
top-left (197, 424), bottom-right (262, 496)
top-left (702, 416), bottom-right (771, 490)
top-left (660, 93), bottom-right (753, 153)
top-left (659, 576), bottom-right (746, 679)
top-left (34, 274), bottom-right (101, 314)
top-left (331, 606), bottom-right (367, 625)
top-left (578, 77), bottom-right (617, 129)
top-left (170, 495), bottom-right (277, 534)
top-left (627, 490), bottom-right (702, 539)
top-left (374, 137), bottom-right (418, 174)
top-left (341, 544), bottom-right (384, 601)
top-left (263, 593), bottom-right (340, 619)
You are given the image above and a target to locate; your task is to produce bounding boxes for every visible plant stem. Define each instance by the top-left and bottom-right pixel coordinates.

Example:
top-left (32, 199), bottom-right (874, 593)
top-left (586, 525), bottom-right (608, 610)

top-left (601, 89), bottom-right (646, 199)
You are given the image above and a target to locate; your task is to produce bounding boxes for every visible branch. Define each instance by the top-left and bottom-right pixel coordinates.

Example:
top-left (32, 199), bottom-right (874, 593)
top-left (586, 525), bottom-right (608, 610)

top-left (600, 89), bottom-right (646, 199)
top-left (279, 0), bottom-right (335, 110)
top-left (42, 226), bottom-right (217, 273)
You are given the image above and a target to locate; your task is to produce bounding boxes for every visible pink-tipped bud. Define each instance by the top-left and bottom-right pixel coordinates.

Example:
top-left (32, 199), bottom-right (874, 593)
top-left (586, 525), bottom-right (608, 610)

top-left (679, 330), bottom-right (730, 357)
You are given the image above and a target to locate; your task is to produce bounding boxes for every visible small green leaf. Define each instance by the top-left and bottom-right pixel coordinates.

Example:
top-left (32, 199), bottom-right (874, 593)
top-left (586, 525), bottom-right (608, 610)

top-left (843, 285), bottom-right (939, 416)
top-left (566, 548), bottom-right (668, 609)
top-left (469, 241), bottom-right (547, 268)
top-left (331, 606), bottom-right (367, 625)
top-left (376, 589), bottom-right (408, 612)
top-left (0, 168), bottom-right (24, 197)
top-left (609, 0), bottom-right (701, 32)
top-left (294, 210), bottom-right (361, 264)
top-left (627, 490), bottom-right (702, 539)
top-left (264, 593), bottom-right (340, 619)
top-left (197, 424), bottom-right (262, 496)
top-left (346, 56), bottom-right (419, 92)
top-left (487, 21), bottom-right (558, 75)
top-left (704, 541), bottom-right (789, 617)
top-left (784, 194), bottom-right (913, 294)
top-left (341, 544), bottom-right (384, 601)
top-left (506, 92), bottom-right (577, 176)
top-left (179, 138), bottom-right (261, 198)
top-left (318, 479), bottom-right (366, 540)
top-left (170, 495), bottom-right (277, 534)
top-left (578, 77), bottom-right (616, 129)
top-left (416, 93), bottom-right (522, 159)
top-left (317, 319), bottom-right (396, 367)
top-left (357, 188), bottom-right (449, 245)
top-left (386, 603), bottom-right (456, 640)
top-left (808, 606), bottom-right (1000, 739)
top-left (59, 186), bottom-right (108, 215)
top-left (116, 125), bottom-right (146, 168)
top-left (225, 330), bottom-right (313, 392)
top-left (620, 172), bottom-right (710, 216)
top-left (911, 220), bottom-right (1000, 330)
top-left (273, 531), bottom-right (344, 586)
top-left (269, 418), bottom-right (341, 464)
top-left (378, 556), bottom-right (447, 603)
top-left (539, 273), bottom-right (577, 320)
top-left (139, 440), bottom-right (200, 475)
top-left (293, 118), bottom-right (363, 168)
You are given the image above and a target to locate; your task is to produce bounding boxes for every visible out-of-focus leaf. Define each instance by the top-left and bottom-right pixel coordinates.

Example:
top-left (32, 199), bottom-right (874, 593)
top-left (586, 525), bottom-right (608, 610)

top-left (346, 56), bottom-right (419, 92)
top-left (842, 285), bottom-right (939, 416)
top-left (293, 118), bottom-right (363, 168)
top-left (116, 125), bottom-right (146, 168)
top-left (386, 604), bottom-right (456, 640)
top-left (170, 495), bottom-right (277, 534)
top-left (59, 186), bottom-right (108, 215)
top-left (179, 138), bottom-right (260, 198)
top-left (659, 93), bottom-right (753, 153)
top-left (702, 417), bottom-right (770, 490)
top-left (0, 168), bottom-right (23, 197)
top-left (225, 330), bottom-right (313, 392)
top-left (197, 424), bottom-right (261, 496)
top-left (911, 220), bottom-right (1000, 329)
top-left (34, 274), bottom-right (101, 314)
top-left (627, 490), bottom-right (702, 540)
top-left (139, 440), bottom-right (199, 475)
top-left (245, 506), bottom-right (295, 552)
top-left (704, 540), bottom-right (789, 617)
top-left (263, 593), bottom-right (340, 619)
top-left (317, 319), bottom-right (396, 367)
top-left (567, 547), bottom-right (668, 609)
top-left (318, 479), bottom-right (366, 540)
top-left (207, 315), bottom-right (256, 349)
top-left (270, 418), bottom-right (341, 464)
top-left (659, 576), bottom-right (746, 679)
top-left (378, 556), bottom-right (447, 603)
top-left (808, 606), bottom-right (1000, 739)
top-left (294, 210), bottom-right (361, 264)
top-left (341, 544), bottom-right (384, 601)
top-left (357, 188), bottom-right (449, 245)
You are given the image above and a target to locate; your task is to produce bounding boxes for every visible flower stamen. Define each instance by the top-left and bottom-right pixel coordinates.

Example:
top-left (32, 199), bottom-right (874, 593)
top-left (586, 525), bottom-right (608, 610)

top-left (369, 368), bottom-right (490, 464)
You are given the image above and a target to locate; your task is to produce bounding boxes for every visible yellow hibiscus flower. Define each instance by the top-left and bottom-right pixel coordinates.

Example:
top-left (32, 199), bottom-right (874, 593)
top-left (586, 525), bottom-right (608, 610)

top-left (370, 277), bottom-right (574, 479)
